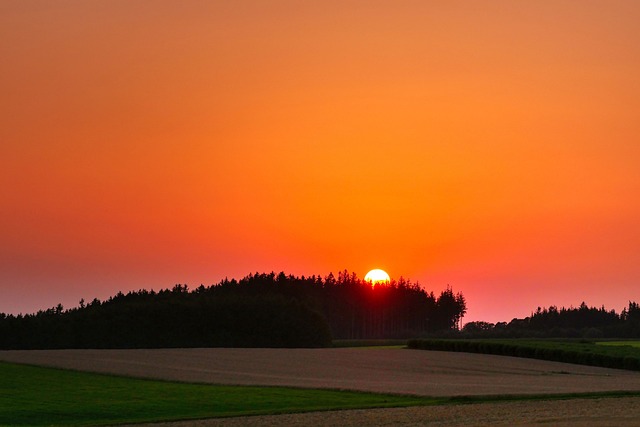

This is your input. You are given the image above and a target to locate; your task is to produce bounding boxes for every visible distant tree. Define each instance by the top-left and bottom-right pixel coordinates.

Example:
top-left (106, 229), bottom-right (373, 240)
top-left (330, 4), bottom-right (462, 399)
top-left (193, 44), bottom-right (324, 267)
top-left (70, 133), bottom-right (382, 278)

top-left (432, 287), bottom-right (466, 331)
top-left (462, 321), bottom-right (494, 334)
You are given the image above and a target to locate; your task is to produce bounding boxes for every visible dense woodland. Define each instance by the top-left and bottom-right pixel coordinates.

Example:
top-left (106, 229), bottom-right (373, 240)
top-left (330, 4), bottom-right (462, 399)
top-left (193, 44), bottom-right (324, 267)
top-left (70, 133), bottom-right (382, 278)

top-left (462, 301), bottom-right (640, 338)
top-left (0, 271), bottom-right (466, 349)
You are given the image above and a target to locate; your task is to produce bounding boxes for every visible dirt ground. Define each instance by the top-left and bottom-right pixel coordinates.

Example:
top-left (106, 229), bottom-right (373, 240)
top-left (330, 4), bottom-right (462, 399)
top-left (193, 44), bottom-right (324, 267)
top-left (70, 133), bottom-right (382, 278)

top-left (123, 397), bottom-right (640, 427)
top-left (2, 347), bottom-right (640, 426)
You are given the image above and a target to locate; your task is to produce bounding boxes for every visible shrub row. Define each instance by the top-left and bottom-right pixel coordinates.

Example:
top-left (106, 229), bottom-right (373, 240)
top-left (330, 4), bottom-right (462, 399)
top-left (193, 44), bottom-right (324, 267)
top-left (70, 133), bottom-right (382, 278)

top-left (407, 339), bottom-right (640, 371)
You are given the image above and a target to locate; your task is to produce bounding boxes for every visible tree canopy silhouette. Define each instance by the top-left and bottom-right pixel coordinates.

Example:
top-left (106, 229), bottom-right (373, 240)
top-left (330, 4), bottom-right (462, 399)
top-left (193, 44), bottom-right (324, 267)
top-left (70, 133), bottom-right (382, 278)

top-left (0, 270), bottom-right (467, 349)
top-left (461, 301), bottom-right (640, 338)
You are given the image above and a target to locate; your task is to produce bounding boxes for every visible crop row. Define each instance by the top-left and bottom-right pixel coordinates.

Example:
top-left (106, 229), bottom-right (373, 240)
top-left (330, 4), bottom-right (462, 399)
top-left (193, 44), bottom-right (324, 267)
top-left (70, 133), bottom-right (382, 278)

top-left (407, 339), bottom-right (640, 371)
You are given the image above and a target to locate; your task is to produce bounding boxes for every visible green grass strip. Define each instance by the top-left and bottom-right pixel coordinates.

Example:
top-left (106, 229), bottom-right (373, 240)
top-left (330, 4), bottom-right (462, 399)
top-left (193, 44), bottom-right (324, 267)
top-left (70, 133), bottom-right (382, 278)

top-left (596, 340), bottom-right (640, 348)
top-left (0, 362), bottom-right (428, 426)
top-left (332, 339), bottom-right (409, 348)
top-left (408, 338), bottom-right (640, 370)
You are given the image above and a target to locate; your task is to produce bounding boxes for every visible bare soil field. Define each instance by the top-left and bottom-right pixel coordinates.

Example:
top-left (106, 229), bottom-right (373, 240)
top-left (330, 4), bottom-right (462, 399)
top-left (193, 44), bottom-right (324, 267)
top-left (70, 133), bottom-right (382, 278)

top-left (124, 396), bottom-right (640, 427)
top-left (3, 348), bottom-right (640, 425)
top-left (1, 347), bottom-right (639, 397)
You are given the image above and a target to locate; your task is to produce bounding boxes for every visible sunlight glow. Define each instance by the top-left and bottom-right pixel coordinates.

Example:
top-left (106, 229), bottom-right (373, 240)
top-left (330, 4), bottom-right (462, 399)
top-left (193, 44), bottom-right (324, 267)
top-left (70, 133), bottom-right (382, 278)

top-left (364, 269), bottom-right (390, 285)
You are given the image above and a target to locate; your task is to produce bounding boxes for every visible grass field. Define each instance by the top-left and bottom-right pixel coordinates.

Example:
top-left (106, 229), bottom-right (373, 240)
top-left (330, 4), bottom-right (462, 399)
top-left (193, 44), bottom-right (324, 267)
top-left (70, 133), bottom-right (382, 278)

top-left (0, 361), bottom-right (434, 426)
top-left (409, 339), bottom-right (640, 370)
top-left (332, 339), bottom-right (408, 348)
top-left (597, 340), bottom-right (640, 348)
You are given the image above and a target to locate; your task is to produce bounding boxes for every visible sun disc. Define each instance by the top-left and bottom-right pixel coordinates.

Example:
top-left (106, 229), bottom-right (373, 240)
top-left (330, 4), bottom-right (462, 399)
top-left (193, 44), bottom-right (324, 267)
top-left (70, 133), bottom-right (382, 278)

top-left (364, 269), bottom-right (390, 284)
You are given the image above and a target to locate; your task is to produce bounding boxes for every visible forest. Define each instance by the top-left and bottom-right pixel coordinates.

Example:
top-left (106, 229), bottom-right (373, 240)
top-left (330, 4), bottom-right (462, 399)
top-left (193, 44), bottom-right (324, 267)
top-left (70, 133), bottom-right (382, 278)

top-left (462, 301), bottom-right (640, 338)
top-left (0, 271), bottom-right (467, 349)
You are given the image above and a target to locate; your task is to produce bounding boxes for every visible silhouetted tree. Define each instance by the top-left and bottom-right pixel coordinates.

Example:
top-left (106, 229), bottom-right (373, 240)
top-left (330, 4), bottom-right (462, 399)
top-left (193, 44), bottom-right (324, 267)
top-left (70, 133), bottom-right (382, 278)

top-left (0, 271), bottom-right (466, 349)
top-left (459, 301), bottom-right (640, 338)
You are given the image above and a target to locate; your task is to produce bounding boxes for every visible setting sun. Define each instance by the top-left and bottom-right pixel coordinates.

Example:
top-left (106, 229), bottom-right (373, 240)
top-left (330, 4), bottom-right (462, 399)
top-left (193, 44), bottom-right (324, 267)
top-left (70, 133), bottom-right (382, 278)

top-left (364, 269), bottom-right (390, 285)
top-left (2, 1), bottom-right (640, 326)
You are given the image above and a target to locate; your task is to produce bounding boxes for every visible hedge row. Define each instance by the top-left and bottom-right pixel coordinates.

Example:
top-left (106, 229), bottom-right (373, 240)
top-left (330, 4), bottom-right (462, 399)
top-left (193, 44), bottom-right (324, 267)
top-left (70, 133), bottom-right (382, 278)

top-left (407, 339), bottom-right (640, 371)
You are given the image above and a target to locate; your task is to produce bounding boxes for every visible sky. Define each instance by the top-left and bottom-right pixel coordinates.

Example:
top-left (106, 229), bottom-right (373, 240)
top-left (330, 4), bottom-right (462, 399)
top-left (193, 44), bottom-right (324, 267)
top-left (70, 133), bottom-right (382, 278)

top-left (2, 1), bottom-right (639, 323)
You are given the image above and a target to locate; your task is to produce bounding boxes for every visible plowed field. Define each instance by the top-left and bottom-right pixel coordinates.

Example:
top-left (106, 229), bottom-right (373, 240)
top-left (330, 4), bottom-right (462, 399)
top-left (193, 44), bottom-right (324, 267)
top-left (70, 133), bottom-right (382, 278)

top-left (2, 347), bottom-right (640, 426)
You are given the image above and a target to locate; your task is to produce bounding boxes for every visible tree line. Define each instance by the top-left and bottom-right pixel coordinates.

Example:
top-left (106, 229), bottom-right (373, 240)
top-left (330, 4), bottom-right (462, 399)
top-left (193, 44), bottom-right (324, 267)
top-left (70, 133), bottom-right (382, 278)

top-left (462, 301), bottom-right (640, 338)
top-left (0, 271), bottom-right (467, 349)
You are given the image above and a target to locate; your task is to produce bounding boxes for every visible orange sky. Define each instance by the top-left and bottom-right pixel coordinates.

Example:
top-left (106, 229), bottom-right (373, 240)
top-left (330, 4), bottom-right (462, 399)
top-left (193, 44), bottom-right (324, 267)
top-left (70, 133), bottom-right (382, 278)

top-left (2, 1), bottom-right (639, 322)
